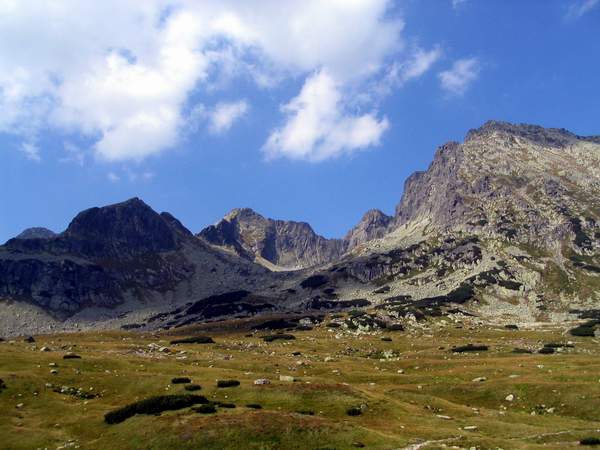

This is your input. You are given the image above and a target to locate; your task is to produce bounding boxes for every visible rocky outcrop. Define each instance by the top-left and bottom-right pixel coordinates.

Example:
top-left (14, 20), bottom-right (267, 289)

top-left (198, 208), bottom-right (347, 269)
top-left (13, 227), bottom-right (57, 240)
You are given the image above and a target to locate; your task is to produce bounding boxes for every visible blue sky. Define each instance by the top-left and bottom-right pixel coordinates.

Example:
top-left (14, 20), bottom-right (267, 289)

top-left (1, 0), bottom-right (599, 242)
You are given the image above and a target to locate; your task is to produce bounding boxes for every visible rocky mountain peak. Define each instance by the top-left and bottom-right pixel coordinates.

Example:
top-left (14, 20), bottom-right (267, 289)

top-left (63, 197), bottom-right (187, 255)
top-left (199, 208), bottom-right (346, 269)
top-left (345, 209), bottom-right (393, 250)
top-left (14, 227), bottom-right (57, 240)
top-left (465, 120), bottom-right (584, 148)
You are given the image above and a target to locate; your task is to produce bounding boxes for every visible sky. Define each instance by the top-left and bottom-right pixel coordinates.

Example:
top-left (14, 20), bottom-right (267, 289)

top-left (1, 0), bottom-right (599, 243)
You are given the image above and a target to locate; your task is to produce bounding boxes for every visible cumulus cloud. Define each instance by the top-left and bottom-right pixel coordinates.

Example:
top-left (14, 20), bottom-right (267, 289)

top-left (0, 1), bottom-right (428, 163)
top-left (264, 70), bottom-right (389, 162)
top-left (208, 100), bottom-right (249, 134)
top-left (20, 142), bottom-right (41, 162)
top-left (566, 0), bottom-right (598, 18)
top-left (438, 57), bottom-right (480, 95)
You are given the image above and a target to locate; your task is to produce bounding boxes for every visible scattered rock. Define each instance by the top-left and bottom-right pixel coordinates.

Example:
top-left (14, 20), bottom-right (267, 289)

top-left (505, 394), bottom-right (515, 402)
top-left (472, 377), bottom-right (487, 382)
top-left (40, 346), bottom-right (51, 352)
top-left (279, 375), bottom-right (296, 382)
top-left (254, 379), bottom-right (271, 385)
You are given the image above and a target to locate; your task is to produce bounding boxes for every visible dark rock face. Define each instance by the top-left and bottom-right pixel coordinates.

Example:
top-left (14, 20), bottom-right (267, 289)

top-left (0, 198), bottom-right (197, 316)
top-left (198, 208), bottom-right (347, 269)
top-left (13, 227), bottom-right (57, 240)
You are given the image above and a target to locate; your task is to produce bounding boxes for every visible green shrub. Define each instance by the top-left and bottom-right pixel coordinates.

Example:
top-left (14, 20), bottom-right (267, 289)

top-left (104, 394), bottom-right (208, 424)
top-left (580, 437), bottom-right (600, 446)
top-left (346, 406), bottom-right (362, 416)
top-left (184, 384), bottom-right (202, 391)
top-left (170, 336), bottom-right (215, 344)
top-left (214, 401), bottom-right (236, 408)
top-left (246, 403), bottom-right (262, 409)
top-left (512, 348), bottom-right (533, 354)
top-left (171, 377), bottom-right (191, 384)
top-left (217, 380), bottom-right (240, 388)
top-left (193, 404), bottom-right (216, 414)
top-left (262, 334), bottom-right (296, 342)
top-left (452, 344), bottom-right (488, 353)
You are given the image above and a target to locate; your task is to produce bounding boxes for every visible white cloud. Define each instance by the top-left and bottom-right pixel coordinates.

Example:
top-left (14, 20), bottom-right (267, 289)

top-left (264, 70), bottom-right (389, 162)
top-left (107, 172), bottom-right (120, 183)
top-left (208, 100), bottom-right (249, 134)
top-left (20, 141), bottom-right (41, 162)
top-left (59, 142), bottom-right (85, 166)
top-left (567, 0), bottom-right (599, 18)
top-left (438, 57), bottom-right (480, 95)
top-left (452, 0), bottom-right (468, 9)
top-left (0, 1), bottom-right (422, 163)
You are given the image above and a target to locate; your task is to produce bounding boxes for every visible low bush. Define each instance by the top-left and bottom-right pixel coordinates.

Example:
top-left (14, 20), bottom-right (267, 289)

top-left (452, 344), bottom-right (489, 353)
top-left (184, 384), bottom-right (202, 391)
top-left (170, 336), bottom-right (215, 345)
top-left (104, 394), bottom-right (208, 424)
top-left (538, 347), bottom-right (555, 354)
top-left (346, 406), bottom-right (362, 416)
top-left (63, 353), bottom-right (81, 359)
top-left (570, 320), bottom-right (599, 337)
top-left (193, 404), bottom-right (216, 414)
top-left (171, 377), bottom-right (191, 384)
top-left (512, 348), bottom-right (533, 354)
top-left (217, 380), bottom-right (240, 388)
top-left (214, 401), bottom-right (236, 408)
top-left (580, 437), bottom-right (600, 446)
top-left (246, 403), bottom-right (262, 409)
top-left (262, 334), bottom-right (296, 342)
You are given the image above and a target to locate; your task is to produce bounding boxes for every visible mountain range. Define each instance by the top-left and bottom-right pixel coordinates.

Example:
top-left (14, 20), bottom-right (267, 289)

top-left (1, 120), bottom-right (599, 336)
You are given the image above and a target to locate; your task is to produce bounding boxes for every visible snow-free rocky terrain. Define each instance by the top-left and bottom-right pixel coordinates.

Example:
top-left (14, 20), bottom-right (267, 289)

top-left (1, 121), bottom-right (599, 337)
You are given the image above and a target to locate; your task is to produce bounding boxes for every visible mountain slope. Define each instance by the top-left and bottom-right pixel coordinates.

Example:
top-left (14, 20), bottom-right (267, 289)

top-left (286, 121), bottom-right (600, 323)
top-left (0, 198), bottom-right (268, 321)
